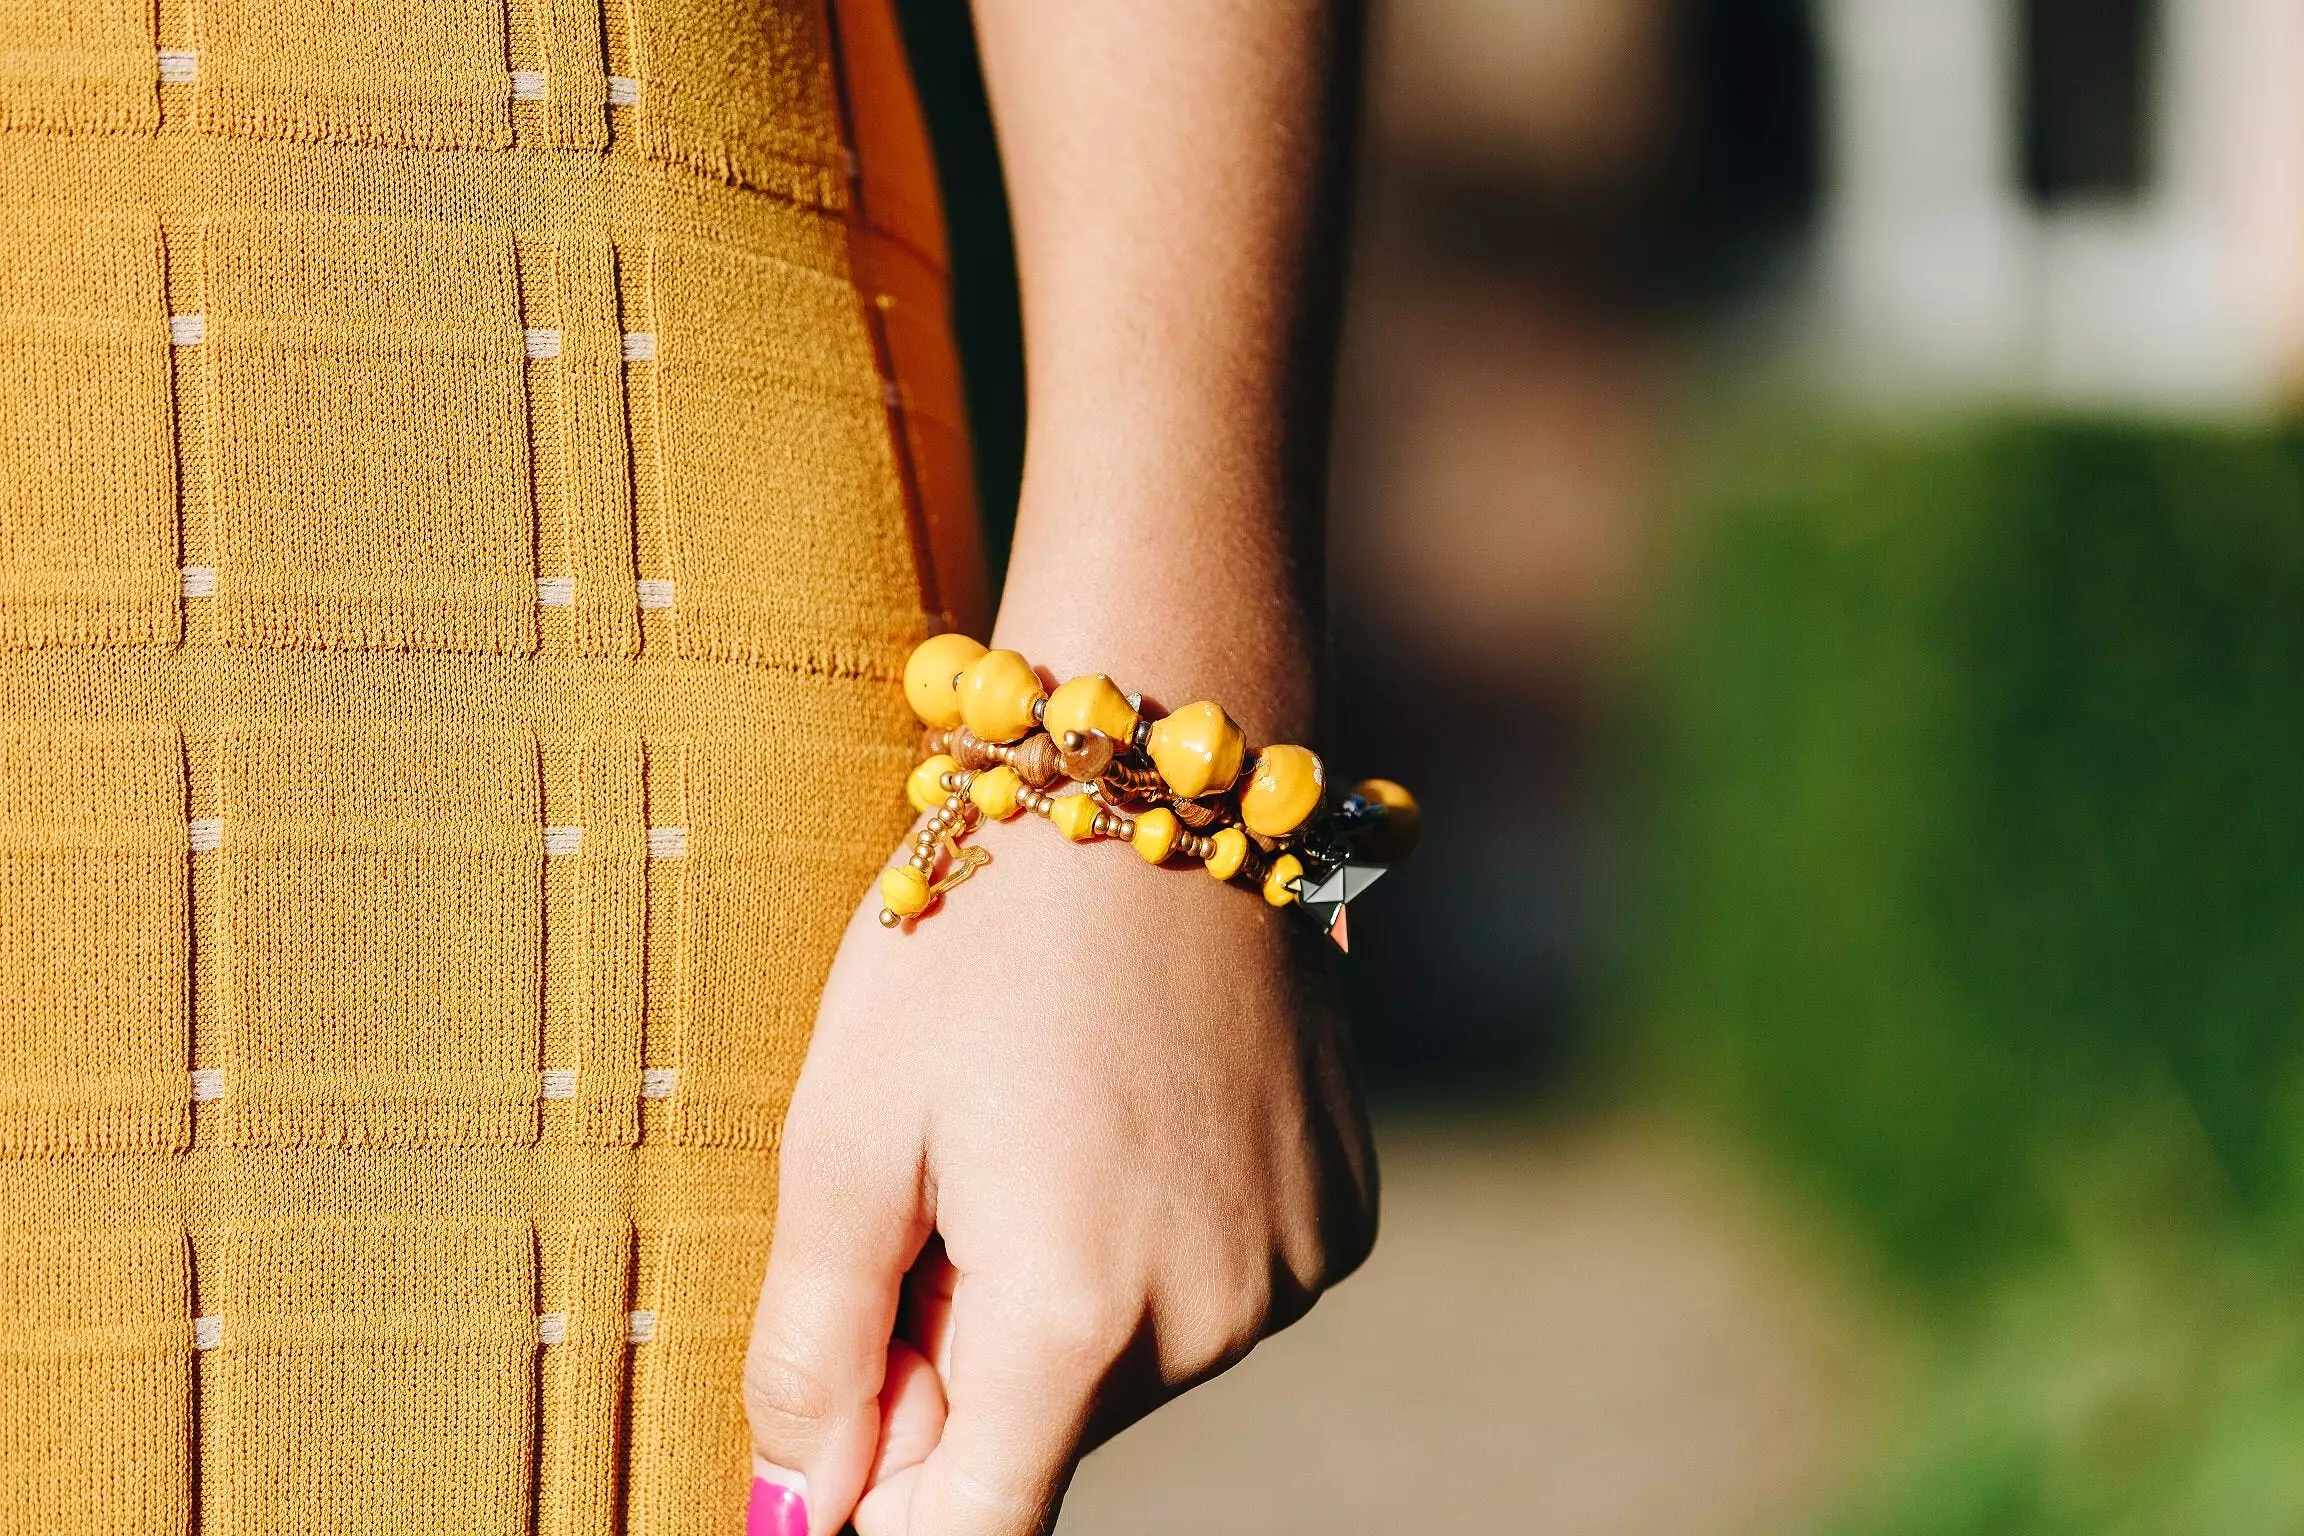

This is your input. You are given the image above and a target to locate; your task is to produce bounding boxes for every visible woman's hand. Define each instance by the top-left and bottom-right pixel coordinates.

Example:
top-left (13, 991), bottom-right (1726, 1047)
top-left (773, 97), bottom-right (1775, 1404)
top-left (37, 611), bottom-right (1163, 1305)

top-left (742, 815), bottom-right (1378, 1536)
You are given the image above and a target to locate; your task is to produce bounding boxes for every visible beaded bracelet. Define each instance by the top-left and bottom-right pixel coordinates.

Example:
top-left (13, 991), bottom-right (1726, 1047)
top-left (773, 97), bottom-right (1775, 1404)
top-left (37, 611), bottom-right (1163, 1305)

top-left (878, 634), bottom-right (1419, 950)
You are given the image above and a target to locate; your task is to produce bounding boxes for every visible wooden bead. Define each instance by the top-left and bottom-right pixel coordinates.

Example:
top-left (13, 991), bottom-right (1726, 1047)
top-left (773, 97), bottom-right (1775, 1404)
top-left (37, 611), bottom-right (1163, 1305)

top-left (903, 633), bottom-right (988, 729)
top-left (1204, 826), bottom-right (1249, 881)
top-left (945, 726), bottom-right (1002, 772)
top-left (1145, 702), bottom-right (1246, 798)
top-left (1241, 745), bottom-right (1324, 838)
top-left (880, 864), bottom-right (932, 917)
top-left (1055, 730), bottom-right (1116, 783)
top-left (960, 649), bottom-right (1046, 744)
top-left (1171, 796), bottom-right (1223, 829)
top-left (1131, 806), bottom-right (1180, 864)
top-left (1263, 853), bottom-right (1304, 907)
top-left (1047, 792), bottom-right (1103, 843)
top-left (907, 755), bottom-right (960, 814)
top-left (1004, 731), bottom-right (1065, 789)
top-left (1043, 674), bottom-right (1140, 745)
top-left (1350, 777), bottom-right (1422, 865)
top-left (968, 764), bottom-right (1024, 820)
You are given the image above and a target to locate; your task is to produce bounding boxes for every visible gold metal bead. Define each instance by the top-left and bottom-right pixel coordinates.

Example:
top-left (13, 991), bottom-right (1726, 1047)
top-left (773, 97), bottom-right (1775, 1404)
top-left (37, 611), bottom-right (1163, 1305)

top-left (878, 908), bottom-right (902, 928)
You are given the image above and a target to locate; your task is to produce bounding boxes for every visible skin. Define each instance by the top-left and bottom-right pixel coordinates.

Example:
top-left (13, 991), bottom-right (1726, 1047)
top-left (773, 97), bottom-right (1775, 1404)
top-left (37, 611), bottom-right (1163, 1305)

top-left (742, 4), bottom-right (1374, 1533)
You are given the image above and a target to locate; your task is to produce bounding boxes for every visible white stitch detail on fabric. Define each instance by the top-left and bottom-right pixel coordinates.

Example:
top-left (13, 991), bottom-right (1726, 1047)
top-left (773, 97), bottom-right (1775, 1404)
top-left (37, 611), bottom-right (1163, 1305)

top-left (188, 818), bottom-right (223, 853)
top-left (646, 826), bottom-right (686, 858)
top-left (543, 825), bottom-right (584, 857)
top-left (635, 578), bottom-right (674, 610)
top-left (537, 1311), bottom-right (569, 1345)
top-left (180, 566), bottom-right (217, 598)
top-left (626, 1308), bottom-right (657, 1342)
top-left (524, 327), bottom-right (562, 360)
top-left (510, 69), bottom-right (548, 101)
top-left (158, 49), bottom-right (198, 84)
top-left (540, 1068), bottom-right (579, 1100)
top-left (843, 148), bottom-right (863, 181)
top-left (880, 378), bottom-right (905, 411)
top-left (640, 1067), bottom-right (678, 1099)
top-left (620, 331), bottom-right (656, 362)
top-left (192, 1315), bottom-right (223, 1350)
top-left (190, 1067), bottom-right (225, 1102)
top-left (606, 76), bottom-right (640, 106)
top-left (169, 313), bottom-right (205, 346)
top-left (536, 575), bottom-right (576, 607)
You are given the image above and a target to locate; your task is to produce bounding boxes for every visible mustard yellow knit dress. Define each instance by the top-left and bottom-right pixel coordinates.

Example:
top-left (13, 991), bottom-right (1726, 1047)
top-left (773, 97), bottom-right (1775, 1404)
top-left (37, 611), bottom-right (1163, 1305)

top-left (0, 1), bottom-right (985, 1530)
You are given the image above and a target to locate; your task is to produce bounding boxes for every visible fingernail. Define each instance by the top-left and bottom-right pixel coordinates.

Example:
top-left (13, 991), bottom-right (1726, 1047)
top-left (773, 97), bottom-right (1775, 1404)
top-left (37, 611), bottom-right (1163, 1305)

top-left (748, 1475), bottom-right (807, 1536)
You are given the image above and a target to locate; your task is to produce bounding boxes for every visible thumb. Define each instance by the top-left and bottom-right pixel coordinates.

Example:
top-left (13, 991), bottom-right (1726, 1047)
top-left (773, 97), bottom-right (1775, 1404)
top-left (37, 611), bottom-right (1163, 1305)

top-left (744, 1111), bottom-right (930, 1536)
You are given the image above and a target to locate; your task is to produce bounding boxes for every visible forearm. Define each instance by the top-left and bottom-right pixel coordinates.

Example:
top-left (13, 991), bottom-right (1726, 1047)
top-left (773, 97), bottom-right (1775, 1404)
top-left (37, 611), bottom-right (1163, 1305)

top-left (967, 0), bottom-right (1362, 744)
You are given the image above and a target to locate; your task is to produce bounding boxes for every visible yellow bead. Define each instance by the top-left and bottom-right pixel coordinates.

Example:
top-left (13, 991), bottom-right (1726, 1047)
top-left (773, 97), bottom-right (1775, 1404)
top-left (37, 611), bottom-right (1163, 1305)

top-left (959, 648), bottom-right (1046, 744)
top-left (1240, 744), bottom-right (1325, 838)
top-left (968, 764), bottom-right (1024, 820)
top-left (1046, 791), bottom-right (1102, 843)
top-left (1263, 853), bottom-right (1304, 907)
top-left (907, 754), bottom-right (960, 814)
top-left (1145, 701), bottom-right (1246, 798)
top-left (1043, 674), bottom-right (1139, 746)
top-left (1351, 777), bottom-right (1423, 865)
top-left (1204, 826), bottom-right (1249, 881)
top-left (880, 864), bottom-right (932, 917)
top-left (1130, 806), bottom-right (1180, 864)
top-left (903, 633), bottom-right (987, 729)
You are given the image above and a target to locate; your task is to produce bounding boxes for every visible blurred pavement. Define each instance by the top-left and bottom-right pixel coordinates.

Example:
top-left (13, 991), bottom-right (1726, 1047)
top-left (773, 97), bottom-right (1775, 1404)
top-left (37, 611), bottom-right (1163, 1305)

top-left (1061, 1116), bottom-right (1869, 1535)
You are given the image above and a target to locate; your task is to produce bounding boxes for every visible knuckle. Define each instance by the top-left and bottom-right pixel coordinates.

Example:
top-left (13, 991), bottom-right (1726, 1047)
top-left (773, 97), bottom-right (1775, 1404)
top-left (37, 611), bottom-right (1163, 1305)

top-left (739, 1347), bottom-right (840, 1448)
top-left (1027, 1286), bottom-right (1138, 1373)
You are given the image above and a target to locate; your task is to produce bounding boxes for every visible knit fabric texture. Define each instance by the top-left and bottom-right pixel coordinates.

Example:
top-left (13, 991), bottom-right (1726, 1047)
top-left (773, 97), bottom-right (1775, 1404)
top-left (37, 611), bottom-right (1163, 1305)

top-left (0, 1), bottom-right (980, 1530)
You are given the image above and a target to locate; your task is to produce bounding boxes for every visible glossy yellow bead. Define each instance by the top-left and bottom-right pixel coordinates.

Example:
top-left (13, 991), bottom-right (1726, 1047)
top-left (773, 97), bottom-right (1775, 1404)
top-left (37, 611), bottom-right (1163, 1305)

top-left (1043, 674), bottom-right (1139, 746)
top-left (968, 764), bottom-right (1024, 820)
top-left (1351, 777), bottom-right (1423, 865)
top-left (1145, 701), bottom-right (1246, 798)
top-left (907, 755), bottom-right (960, 814)
top-left (1240, 745), bottom-right (1325, 838)
top-left (903, 633), bottom-right (987, 729)
top-left (880, 864), bottom-right (932, 917)
top-left (1204, 826), bottom-right (1249, 881)
top-left (959, 648), bottom-right (1046, 744)
top-left (1263, 853), bottom-right (1304, 907)
top-left (1046, 791), bottom-right (1102, 843)
top-left (1130, 806), bottom-right (1180, 864)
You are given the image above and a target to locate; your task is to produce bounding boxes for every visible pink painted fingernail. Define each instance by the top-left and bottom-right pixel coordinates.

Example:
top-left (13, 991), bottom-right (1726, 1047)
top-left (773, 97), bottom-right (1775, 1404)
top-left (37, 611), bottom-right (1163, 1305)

top-left (748, 1476), bottom-right (807, 1536)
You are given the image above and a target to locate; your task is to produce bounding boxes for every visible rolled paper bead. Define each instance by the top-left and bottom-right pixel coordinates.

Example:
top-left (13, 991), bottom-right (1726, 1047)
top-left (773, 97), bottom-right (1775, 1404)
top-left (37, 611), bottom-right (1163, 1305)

top-left (969, 764), bottom-right (1025, 820)
top-left (907, 755), bottom-right (961, 814)
top-left (1131, 806), bottom-right (1181, 864)
top-left (1204, 826), bottom-right (1249, 881)
top-left (1145, 701), bottom-right (1247, 798)
top-left (1350, 777), bottom-right (1423, 865)
top-left (880, 864), bottom-right (932, 917)
top-left (960, 649), bottom-right (1046, 744)
top-left (1240, 745), bottom-right (1325, 838)
top-left (903, 633), bottom-right (988, 729)
top-left (1044, 674), bottom-right (1140, 745)
top-left (1263, 853), bottom-right (1304, 907)
top-left (1046, 792), bottom-right (1103, 843)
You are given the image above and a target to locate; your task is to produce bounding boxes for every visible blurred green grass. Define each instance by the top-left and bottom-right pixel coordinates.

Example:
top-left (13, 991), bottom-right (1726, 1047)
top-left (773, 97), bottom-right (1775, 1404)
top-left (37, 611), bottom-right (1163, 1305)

top-left (1639, 419), bottom-right (2304, 1532)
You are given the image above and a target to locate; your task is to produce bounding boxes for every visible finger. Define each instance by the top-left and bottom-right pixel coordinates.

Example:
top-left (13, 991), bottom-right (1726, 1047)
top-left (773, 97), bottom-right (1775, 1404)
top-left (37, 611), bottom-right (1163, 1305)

top-left (853, 1340), bottom-right (948, 1536)
top-left (901, 1240), bottom-right (960, 1381)
top-left (901, 1276), bottom-right (1129, 1536)
top-left (744, 1115), bottom-right (931, 1536)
